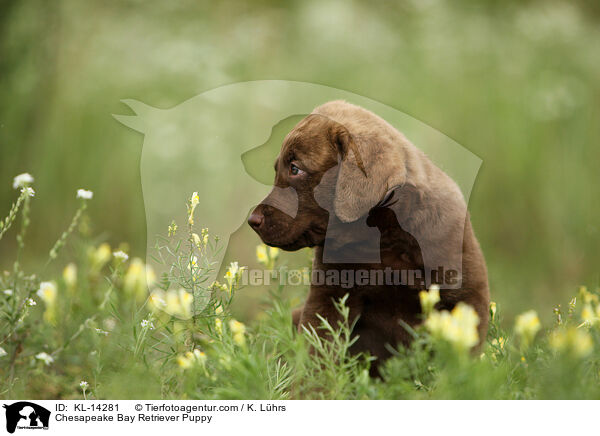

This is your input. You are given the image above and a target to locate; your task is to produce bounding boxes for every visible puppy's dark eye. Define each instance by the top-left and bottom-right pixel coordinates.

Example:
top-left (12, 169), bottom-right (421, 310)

top-left (290, 163), bottom-right (302, 176)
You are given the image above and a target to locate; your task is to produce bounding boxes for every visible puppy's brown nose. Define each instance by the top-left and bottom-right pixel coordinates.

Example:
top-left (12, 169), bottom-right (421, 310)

top-left (248, 212), bottom-right (264, 230)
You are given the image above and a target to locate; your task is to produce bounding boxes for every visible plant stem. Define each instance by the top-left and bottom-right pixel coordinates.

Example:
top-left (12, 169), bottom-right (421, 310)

top-left (47, 202), bottom-right (87, 266)
top-left (0, 191), bottom-right (26, 242)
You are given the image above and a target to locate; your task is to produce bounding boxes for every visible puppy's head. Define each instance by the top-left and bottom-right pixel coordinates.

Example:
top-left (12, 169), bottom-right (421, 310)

top-left (248, 110), bottom-right (404, 251)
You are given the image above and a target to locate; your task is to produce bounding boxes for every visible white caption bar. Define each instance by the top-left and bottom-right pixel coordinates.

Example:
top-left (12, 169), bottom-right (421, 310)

top-left (0, 400), bottom-right (591, 435)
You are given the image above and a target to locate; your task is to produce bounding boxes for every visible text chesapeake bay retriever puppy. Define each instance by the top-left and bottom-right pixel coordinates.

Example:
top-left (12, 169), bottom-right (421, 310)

top-left (248, 100), bottom-right (489, 371)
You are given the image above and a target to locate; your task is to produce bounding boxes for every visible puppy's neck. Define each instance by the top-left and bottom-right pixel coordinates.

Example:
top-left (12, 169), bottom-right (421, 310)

top-left (315, 210), bottom-right (421, 270)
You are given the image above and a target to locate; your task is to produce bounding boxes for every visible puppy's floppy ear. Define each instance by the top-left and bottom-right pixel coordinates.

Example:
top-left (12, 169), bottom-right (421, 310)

top-left (331, 122), bottom-right (405, 222)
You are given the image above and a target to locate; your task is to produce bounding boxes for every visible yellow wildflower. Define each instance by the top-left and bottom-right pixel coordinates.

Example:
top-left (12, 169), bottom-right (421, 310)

top-left (179, 289), bottom-right (193, 317)
top-left (549, 327), bottom-right (593, 358)
top-left (229, 319), bottom-right (246, 334)
top-left (224, 262), bottom-right (245, 294)
top-left (149, 288), bottom-right (193, 319)
top-left (177, 349), bottom-right (207, 370)
top-left (37, 281), bottom-right (57, 305)
top-left (167, 289), bottom-right (193, 319)
top-left (568, 297), bottom-right (577, 314)
top-left (579, 286), bottom-right (599, 305)
top-left (210, 281), bottom-right (227, 292)
top-left (91, 243), bottom-right (111, 271)
top-left (176, 354), bottom-right (193, 369)
top-left (168, 220), bottom-right (178, 237)
top-left (145, 265), bottom-right (156, 288)
top-left (256, 244), bottom-right (268, 265)
top-left (213, 304), bottom-right (225, 336)
top-left (191, 192), bottom-right (200, 207)
top-left (491, 337), bottom-right (506, 350)
top-left (229, 319), bottom-right (246, 346)
top-left (425, 302), bottom-right (479, 351)
top-left (489, 301), bottom-right (497, 320)
top-left (581, 304), bottom-right (598, 327)
top-left (419, 285), bottom-right (440, 316)
top-left (148, 290), bottom-right (166, 312)
top-left (514, 310), bottom-right (541, 348)
top-left (124, 258), bottom-right (148, 303)
top-left (255, 244), bottom-right (279, 269)
top-left (233, 332), bottom-right (245, 347)
top-left (124, 258), bottom-right (143, 286)
top-left (486, 337), bottom-right (506, 361)
top-left (37, 281), bottom-right (58, 324)
top-left (192, 233), bottom-right (201, 247)
top-left (164, 291), bottom-right (181, 316)
top-left (269, 246), bottom-right (280, 262)
top-left (188, 191), bottom-right (200, 225)
top-left (188, 255), bottom-right (198, 271)
top-left (193, 229), bottom-right (210, 248)
top-left (63, 263), bottom-right (77, 293)
top-left (193, 349), bottom-right (207, 365)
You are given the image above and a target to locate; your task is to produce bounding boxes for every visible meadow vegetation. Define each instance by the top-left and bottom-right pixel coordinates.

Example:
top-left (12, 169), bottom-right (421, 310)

top-left (2, 179), bottom-right (599, 399)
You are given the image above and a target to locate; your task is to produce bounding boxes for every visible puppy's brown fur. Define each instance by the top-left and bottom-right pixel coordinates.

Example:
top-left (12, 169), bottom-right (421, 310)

top-left (249, 101), bottom-right (489, 373)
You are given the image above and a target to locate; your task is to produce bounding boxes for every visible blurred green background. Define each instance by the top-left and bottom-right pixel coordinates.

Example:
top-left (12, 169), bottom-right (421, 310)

top-left (1, 0), bottom-right (599, 323)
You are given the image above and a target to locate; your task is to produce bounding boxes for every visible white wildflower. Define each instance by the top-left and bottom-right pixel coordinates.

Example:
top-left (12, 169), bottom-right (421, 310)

top-left (76, 189), bottom-right (93, 200)
top-left (95, 328), bottom-right (109, 336)
top-left (13, 173), bottom-right (34, 189)
top-left (0, 347), bottom-right (7, 358)
top-left (113, 250), bottom-right (129, 261)
top-left (3, 289), bottom-right (13, 296)
top-left (26, 298), bottom-right (36, 306)
top-left (21, 187), bottom-right (35, 197)
top-left (35, 352), bottom-right (54, 365)
top-left (140, 319), bottom-right (154, 330)
top-left (79, 381), bottom-right (89, 389)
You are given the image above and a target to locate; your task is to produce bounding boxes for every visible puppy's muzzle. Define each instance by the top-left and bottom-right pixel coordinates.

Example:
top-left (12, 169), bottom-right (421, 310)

top-left (248, 186), bottom-right (298, 231)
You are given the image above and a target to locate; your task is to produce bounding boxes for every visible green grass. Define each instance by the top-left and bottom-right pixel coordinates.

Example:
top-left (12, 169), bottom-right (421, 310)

top-left (2, 185), bottom-right (600, 400)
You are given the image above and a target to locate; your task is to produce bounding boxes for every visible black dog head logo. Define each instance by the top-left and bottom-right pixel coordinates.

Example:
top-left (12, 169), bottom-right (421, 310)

top-left (3, 402), bottom-right (50, 434)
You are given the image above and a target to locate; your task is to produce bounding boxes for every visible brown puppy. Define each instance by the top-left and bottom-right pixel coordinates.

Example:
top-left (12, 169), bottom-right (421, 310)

top-left (248, 101), bottom-right (489, 373)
